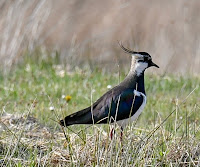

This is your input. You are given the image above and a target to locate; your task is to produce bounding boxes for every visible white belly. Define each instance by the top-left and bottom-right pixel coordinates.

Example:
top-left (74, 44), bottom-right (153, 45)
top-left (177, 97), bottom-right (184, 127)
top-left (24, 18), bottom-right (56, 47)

top-left (116, 90), bottom-right (147, 127)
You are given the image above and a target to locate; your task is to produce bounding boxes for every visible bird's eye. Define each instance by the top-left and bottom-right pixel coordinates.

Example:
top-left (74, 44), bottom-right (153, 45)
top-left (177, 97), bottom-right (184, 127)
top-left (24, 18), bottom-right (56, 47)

top-left (143, 57), bottom-right (151, 61)
top-left (144, 58), bottom-right (148, 61)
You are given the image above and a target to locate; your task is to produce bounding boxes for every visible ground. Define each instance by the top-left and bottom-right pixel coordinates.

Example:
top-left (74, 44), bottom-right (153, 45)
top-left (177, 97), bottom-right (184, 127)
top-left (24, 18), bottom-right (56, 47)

top-left (0, 54), bottom-right (200, 166)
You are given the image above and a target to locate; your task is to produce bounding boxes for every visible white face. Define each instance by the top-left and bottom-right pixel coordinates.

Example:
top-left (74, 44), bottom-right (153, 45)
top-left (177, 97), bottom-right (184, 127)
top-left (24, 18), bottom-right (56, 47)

top-left (134, 60), bottom-right (148, 76)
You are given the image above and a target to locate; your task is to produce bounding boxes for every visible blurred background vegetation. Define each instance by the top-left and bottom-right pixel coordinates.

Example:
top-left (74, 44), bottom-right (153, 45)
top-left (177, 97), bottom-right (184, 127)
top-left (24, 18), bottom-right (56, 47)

top-left (0, 0), bottom-right (200, 74)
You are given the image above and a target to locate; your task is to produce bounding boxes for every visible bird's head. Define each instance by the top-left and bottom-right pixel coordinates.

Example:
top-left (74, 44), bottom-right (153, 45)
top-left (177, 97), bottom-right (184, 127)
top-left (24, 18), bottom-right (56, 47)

top-left (119, 43), bottom-right (159, 76)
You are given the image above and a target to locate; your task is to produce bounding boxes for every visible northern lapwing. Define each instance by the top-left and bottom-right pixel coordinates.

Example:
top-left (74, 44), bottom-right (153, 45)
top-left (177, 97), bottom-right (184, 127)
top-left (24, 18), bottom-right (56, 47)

top-left (60, 43), bottom-right (159, 140)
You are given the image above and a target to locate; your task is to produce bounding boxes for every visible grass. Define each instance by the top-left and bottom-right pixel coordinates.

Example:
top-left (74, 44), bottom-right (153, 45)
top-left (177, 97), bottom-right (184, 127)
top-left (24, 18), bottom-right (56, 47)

top-left (0, 52), bottom-right (200, 166)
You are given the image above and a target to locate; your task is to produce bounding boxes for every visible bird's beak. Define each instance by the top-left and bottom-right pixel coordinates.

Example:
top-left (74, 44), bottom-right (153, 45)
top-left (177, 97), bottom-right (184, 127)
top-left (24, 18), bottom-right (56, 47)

top-left (150, 61), bottom-right (159, 68)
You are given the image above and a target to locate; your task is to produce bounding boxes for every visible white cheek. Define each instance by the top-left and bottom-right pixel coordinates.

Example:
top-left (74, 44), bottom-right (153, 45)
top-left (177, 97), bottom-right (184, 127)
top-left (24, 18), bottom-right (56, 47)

top-left (135, 62), bottom-right (148, 76)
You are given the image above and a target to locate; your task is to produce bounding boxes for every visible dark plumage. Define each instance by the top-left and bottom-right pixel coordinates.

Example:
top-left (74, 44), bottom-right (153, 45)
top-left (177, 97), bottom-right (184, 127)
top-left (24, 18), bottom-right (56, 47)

top-left (60, 85), bottom-right (143, 126)
top-left (60, 43), bottom-right (159, 129)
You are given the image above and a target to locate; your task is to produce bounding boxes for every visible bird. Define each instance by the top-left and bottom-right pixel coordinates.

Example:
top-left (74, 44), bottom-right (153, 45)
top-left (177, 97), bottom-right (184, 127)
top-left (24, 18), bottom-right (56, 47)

top-left (60, 43), bottom-right (159, 140)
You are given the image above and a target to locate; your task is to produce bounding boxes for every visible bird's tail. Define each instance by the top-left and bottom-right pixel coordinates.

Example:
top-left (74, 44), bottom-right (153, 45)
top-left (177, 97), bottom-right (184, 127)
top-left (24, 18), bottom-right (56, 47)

top-left (59, 116), bottom-right (72, 127)
top-left (59, 119), bottom-right (67, 127)
top-left (59, 106), bottom-right (92, 127)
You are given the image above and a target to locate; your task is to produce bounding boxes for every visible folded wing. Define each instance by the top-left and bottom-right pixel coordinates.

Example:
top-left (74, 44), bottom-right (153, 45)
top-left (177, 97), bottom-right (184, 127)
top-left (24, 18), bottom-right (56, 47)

top-left (60, 86), bottom-right (144, 126)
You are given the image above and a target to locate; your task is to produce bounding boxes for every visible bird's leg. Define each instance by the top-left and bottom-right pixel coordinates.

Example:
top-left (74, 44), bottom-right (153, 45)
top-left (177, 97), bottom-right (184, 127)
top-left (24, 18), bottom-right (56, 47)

top-left (110, 128), bottom-right (115, 140)
top-left (120, 127), bottom-right (123, 141)
top-left (120, 126), bottom-right (124, 153)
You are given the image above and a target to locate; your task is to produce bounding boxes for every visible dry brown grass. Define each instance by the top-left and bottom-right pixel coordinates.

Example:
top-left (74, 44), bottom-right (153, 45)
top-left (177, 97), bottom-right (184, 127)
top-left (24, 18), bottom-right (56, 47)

top-left (0, 0), bottom-right (200, 74)
top-left (1, 110), bottom-right (200, 166)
